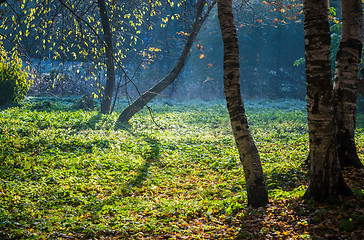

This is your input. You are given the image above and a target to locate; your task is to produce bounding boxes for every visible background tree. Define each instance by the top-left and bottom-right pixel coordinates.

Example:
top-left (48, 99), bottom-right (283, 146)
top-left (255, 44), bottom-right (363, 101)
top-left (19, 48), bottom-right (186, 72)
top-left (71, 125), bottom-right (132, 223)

top-left (0, 0), bottom-right (173, 97)
top-left (117, 0), bottom-right (216, 123)
top-left (174, 0), bottom-right (306, 100)
top-left (218, 0), bottom-right (268, 207)
top-left (303, 0), bottom-right (351, 201)
top-left (333, 0), bottom-right (363, 169)
top-left (97, 0), bottom-right (116, 114)
top-left (0, 0), bottom-right (309, 102)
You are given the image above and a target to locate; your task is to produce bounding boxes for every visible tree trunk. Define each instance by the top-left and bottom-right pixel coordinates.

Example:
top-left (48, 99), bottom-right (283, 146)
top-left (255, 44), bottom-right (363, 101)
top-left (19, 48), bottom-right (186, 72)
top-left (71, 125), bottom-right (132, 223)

top-left (117, 0), bottom-right (216, 123)
top-left (218, 0), bottom-right (268, 208)
top-left (303, 0), bottom-right (351, 201)
top-left (333, 0), bottom-right (363, 169)
top-left (98, 0), bottom-right (116, 114)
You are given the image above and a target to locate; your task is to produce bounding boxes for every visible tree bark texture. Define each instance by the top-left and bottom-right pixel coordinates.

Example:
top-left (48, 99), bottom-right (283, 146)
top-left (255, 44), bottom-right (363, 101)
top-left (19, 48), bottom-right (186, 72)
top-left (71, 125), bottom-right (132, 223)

top-left (218, 0), bottom-right (268, 208)
top-left (333, 0), bottom-right (363, 169)
top-left (117, 0), bottom-right (216, 123)
top-left (303, 0), bottom-right (351, 201)
top-left (98, 0), bottom-right (116, 114)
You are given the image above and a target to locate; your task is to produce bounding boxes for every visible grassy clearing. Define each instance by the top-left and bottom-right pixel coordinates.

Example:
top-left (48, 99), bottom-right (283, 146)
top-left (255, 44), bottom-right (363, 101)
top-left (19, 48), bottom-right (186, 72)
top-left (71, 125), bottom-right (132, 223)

top-left (0, 97), bottom-right (363, 239)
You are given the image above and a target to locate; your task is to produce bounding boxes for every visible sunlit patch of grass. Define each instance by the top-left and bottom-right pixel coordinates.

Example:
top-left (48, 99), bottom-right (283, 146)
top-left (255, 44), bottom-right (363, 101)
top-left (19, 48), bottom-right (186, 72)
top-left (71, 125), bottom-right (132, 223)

top-left (1, 97), bottom-right (361, 239)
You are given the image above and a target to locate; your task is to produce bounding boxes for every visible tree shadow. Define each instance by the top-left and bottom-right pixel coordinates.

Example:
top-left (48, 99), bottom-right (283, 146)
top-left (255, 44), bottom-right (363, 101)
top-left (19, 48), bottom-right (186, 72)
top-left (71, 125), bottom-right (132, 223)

top-left (115, 132), bottom-right (161, 193)
top-left (74, 113), bottom-right (113, 130)
top-left (234, 198), bottom-right (310, 239)
top-left (114, 120), bottom-right (130, 130)
top-left (128, 136), bottom-right (160, 188)
top-left (84, 113), bottom-right (103, 129)
top-left (265, 167), bottom-right (308, 191)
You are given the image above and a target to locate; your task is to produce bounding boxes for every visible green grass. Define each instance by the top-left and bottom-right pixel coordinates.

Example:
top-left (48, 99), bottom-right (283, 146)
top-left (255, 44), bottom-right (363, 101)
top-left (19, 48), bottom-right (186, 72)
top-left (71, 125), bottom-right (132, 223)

top-left (0, 97), bottom-right (362, 239)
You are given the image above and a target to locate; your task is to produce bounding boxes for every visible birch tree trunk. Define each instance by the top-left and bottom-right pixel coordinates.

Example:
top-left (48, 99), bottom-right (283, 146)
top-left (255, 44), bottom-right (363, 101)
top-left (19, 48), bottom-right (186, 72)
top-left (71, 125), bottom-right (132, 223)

top-left (98, 0), bottom-right (116, 114)
top-left (117, 0), bottom-right (216, 123)
top-left (303, 0), bottom-right (351, 201)
top-left (333, 0), bottom-right (363, 169)
top-left (218, 0), bottom-right (268, 207)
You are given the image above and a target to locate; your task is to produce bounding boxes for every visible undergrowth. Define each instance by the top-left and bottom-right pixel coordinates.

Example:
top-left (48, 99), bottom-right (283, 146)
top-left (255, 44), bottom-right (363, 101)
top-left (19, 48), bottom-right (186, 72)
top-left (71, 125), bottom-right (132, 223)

top-left (0, 97), bottom-right (363, 239)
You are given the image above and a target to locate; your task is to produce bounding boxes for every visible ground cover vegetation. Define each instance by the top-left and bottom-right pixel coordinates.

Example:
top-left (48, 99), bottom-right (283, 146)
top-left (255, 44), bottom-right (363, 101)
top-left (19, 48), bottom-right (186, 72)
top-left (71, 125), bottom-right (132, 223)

top-left (1, 97), bottom-right (364, 239)
top-left (1, 0), bottom-right (364, 238)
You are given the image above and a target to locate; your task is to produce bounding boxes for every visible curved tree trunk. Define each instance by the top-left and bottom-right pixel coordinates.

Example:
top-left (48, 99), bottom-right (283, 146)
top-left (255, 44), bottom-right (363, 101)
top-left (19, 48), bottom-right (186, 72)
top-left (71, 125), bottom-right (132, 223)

top-left (98, 0), bottom-right (116, 114)
top-left (117, 0), bottom-right (216, 123)
top-left (218, 0), bottom-right (268, 208)
top-left (303, 0), bottom-right (351, 201)
top-left (333, 0), bottom-right (363, 169)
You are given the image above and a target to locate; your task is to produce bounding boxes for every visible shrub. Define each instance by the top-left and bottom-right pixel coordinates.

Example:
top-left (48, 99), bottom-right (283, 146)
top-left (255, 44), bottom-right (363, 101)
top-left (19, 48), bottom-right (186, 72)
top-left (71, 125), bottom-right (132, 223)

top-left (0, 46), bottom-right (32, 105)
top-left (72, 94), bottom-right (95, 110)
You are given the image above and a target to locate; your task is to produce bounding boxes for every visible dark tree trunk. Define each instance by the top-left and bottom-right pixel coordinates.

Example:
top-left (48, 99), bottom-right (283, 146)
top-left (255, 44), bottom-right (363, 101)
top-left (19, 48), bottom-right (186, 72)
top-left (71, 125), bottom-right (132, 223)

top-left (117, 0), bottom-right (216, 123)
top-left (218, 0), bottom-right (268, 208)
top-left (303, 0), bottom-right (351, 201)
top-left (333, 0), bottom-right (363, 169)
top-left (98, 0), bottom-right (116, 114)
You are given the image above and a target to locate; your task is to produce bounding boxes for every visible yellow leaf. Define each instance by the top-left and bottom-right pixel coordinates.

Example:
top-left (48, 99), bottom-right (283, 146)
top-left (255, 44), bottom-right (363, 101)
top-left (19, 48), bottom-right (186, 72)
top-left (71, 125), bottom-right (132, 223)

top-left (199, 54), bottom-right (205, 59)
top-left (149, 47), bottom-right (161, 52)
top-left (257, 19), bottom-right (262, 23)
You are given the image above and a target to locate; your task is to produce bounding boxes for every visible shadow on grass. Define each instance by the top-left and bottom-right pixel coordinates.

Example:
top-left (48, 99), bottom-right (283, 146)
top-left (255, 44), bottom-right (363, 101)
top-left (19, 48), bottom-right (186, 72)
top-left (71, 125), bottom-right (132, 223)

top-left (128, 135), bottom-right (160, 188)
top-left (84, 113), bottom-right (103, 129)
top-left (74, 113), bottom-right (113, 130)
top-left (0, 102), bottom-right (22, 111)
top-left (265, 167), bottom-right (308, 191)
top-left (234, 198), bottom-right (309, 239)
top-left (110, 129), bottom-right (161, 196)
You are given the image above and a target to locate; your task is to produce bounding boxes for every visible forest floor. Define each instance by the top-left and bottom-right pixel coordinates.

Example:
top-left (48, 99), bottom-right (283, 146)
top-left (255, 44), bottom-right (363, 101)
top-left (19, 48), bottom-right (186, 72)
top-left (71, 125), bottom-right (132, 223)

top-left (0, 97), bottom-right (364, 239)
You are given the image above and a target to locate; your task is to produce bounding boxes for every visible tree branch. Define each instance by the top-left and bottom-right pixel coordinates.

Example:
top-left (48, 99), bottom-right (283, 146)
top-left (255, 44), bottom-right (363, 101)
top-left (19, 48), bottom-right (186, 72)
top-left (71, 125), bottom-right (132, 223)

top-left (57, 0), bottom-right (143, 99)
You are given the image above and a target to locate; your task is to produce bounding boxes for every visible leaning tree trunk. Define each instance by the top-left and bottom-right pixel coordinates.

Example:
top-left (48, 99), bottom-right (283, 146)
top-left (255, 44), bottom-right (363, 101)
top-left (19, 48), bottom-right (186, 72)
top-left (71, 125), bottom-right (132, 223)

top-left (333, 0), bottom-right (363, 169)
top-left (117, 0), bottom-right (216, 123)
top-left (303, 0), bottom-right (351, 201)
top-left (218, 0), bottom-right (268, 208)
top-left (98, 0), bottom-right (116, 114)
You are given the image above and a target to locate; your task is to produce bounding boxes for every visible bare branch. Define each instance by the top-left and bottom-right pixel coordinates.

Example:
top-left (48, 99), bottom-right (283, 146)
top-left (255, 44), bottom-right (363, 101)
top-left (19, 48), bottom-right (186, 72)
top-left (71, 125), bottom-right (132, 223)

top-left (57, 0), bottom-right (139, 94)
top-left (58, 0), bottom-right (159, 122)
